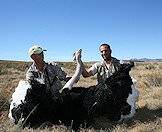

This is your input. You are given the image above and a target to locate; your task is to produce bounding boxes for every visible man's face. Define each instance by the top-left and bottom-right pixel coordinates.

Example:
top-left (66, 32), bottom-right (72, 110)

top-left (31, 54), bottom-right (44, 63)
top-left (100, 45), bottom-right (111, 61)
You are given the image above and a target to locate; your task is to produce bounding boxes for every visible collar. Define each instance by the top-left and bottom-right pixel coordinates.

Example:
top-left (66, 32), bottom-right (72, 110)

top-left (32, 61), bottom-right (47, 73)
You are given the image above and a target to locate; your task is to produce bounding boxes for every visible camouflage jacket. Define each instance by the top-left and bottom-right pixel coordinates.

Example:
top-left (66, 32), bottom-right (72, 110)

top-left (26, 62), bottom-right (67, 95)
top-left (89, 57), bottom-right (121, 83)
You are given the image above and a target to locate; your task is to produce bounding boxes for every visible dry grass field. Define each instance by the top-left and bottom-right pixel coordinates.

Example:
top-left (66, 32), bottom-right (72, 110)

top-left (0, 60), bottom-right (162, 132)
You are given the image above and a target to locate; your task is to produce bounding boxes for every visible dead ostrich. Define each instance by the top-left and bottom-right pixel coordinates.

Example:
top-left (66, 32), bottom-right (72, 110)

top-left (8, 49), bottom-right (139, 129)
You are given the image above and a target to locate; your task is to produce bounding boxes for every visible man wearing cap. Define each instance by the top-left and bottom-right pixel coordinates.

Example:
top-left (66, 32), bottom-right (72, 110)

top-left (27, 45), bottom-right (71, 96)
top-left (81, 43), bottom-right (121, 84)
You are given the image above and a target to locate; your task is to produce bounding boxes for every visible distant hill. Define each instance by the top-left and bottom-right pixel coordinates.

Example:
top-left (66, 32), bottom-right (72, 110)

top-left (128, 58), bottom-right (162, 62)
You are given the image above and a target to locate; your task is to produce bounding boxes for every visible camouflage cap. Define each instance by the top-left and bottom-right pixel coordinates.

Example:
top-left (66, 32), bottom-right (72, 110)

top-left (28, 45), bottom-right (47, 56)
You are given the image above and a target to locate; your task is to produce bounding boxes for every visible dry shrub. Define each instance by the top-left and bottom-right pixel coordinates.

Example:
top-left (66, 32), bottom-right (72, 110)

top-left (0, 68), bottom-right (8, 75)
top-left (58, 62), bottom-right (76, 71)
top-left (132, 62), bottom-right (162, 91)
top-left (158, 63), bottom-right (162, 69)
top-left (57, 61), bottom-right (95, 71)
top-left (145, 64), bottom-right (156, 70)
top-left (8, 124), bottom-right (69, 132)
top-left (0, 60), bottom-right (30, 72)
top-left (143, 86), bottom-right (162, 109)
top-left (140, 70), bottom-right (162, 88)
top-left (0, 90), bottom-right (10, 112)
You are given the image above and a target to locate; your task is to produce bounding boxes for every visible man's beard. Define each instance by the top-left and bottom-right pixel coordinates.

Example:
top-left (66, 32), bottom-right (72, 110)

top-left (102, 54), bottom-right (111, 61)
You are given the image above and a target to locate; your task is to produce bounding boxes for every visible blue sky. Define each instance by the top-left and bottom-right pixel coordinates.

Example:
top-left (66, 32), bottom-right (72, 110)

top-left (0, 0), bottom-right (162, 61)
